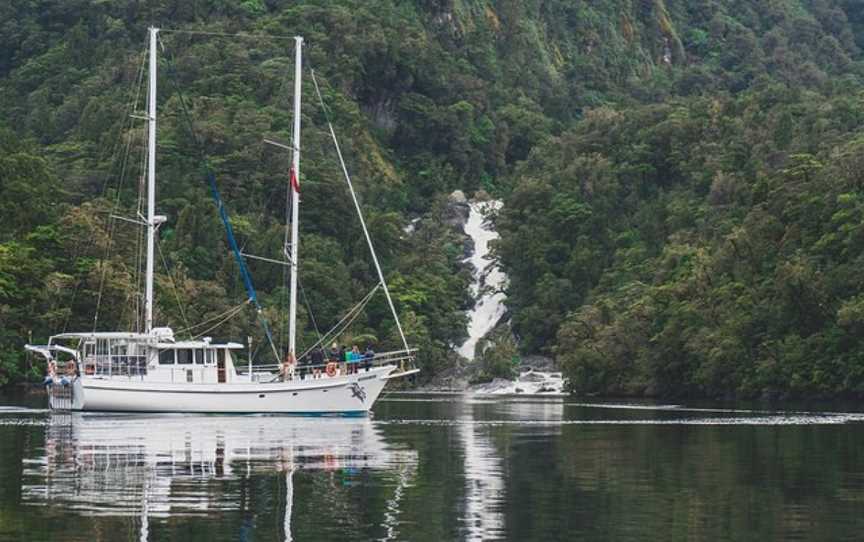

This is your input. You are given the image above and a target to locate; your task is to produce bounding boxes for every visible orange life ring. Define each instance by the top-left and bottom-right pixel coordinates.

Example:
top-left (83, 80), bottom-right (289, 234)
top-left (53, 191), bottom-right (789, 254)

top-left (325, 362), bottom-right (337, 377)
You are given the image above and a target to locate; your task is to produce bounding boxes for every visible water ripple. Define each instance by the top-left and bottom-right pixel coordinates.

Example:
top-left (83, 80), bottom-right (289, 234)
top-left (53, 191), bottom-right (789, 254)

top-left (379, 414), bottom-right (864, 426)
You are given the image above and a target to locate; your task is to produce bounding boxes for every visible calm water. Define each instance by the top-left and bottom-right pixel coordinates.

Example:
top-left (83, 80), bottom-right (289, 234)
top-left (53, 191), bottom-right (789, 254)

top-left (1, 393), bottom-right (863, 541)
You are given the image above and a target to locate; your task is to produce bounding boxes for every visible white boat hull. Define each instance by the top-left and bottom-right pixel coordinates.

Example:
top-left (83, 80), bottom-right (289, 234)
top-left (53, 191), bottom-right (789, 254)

top-left (56, 366), bottom-right (396, 414)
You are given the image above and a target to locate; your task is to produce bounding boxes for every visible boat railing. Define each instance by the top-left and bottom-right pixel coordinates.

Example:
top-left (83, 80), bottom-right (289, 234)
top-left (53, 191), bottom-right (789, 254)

top-left (84, 355), bottom-right (148, 378)
top-left (235, 349), bottom-right (417, 380)
top-left (48, 382), bottom-right (74, 410)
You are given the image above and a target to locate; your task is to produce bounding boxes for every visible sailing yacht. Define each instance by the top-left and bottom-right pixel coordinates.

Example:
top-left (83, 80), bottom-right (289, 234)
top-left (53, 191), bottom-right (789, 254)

top-left (25, 28), bottom-right (418, 413)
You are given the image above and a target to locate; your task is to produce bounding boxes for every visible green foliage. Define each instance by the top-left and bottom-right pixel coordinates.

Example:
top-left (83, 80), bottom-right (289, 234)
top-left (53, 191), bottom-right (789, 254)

top-left (473, 326), bottom-right (520, 383)
top-left (3, 0), bottom-right (864, 397)
top-left (502, 88), bottom-right (864, 399)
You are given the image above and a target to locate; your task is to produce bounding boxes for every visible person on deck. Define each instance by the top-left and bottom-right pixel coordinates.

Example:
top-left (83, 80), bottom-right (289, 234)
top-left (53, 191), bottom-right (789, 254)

top-left (310, 347), bottom-right (325, 379)
top-left (349, 345), bottom-right (361, 375)
top-left (281, 353), bottom-right (296, 381)
top-left (339, 345), bottom-right (348, 374)
top-left (42, 360), bottom-right (57, 387)
top-left (58, 360), bottom-right (77, 386)
top-left (344, 346), bottom-right (354, 374)
top-left (363, 346), bottom-right (375, 372)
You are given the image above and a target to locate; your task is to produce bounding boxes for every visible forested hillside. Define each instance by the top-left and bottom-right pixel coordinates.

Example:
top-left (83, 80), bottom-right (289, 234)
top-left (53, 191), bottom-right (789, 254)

top-left (2, 0), bottom-right (864, 398)
top-left (493, 1), bottom-right (864, 398)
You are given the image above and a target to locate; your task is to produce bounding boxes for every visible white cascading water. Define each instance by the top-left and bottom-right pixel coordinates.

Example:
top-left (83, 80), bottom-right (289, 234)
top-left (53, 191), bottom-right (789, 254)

top-left (457, 200), bottom-right (507, 360)
top-left (457, 199), bottom-right (565, 394)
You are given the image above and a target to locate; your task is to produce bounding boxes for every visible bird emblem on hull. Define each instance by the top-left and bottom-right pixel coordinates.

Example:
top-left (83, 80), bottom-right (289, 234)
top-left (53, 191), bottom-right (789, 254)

top-left (349, 383), bottom-right (367, 403)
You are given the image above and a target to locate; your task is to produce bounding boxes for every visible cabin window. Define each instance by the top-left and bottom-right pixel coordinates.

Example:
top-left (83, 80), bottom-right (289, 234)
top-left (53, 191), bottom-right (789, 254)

top-left (176, 349), bottom-right (193, 364)
top-left (205, 349), bottom-right (215, 365)
top-left (159, 350), bottom-right (175, 365)
top-left (186, 369), bottom-right (193, 383)
top-left (194, 349), bottom-right (204, 365)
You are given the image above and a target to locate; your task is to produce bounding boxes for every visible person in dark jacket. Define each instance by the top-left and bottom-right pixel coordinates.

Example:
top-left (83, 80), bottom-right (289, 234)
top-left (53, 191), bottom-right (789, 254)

top-left (363, 346), bottom-right (375, 371)
top-left (310, 347), bottom-right (325, 379)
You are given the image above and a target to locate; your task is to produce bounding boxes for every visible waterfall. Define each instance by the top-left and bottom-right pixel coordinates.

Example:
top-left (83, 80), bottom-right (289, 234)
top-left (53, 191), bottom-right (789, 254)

top-left (457, 200), bottom-right (507, 360)
top-left (455, 198), bottom-right (565, 394)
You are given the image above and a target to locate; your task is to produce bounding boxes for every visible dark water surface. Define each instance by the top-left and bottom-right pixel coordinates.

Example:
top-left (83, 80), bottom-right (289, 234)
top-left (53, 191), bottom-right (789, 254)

top-left (1, 392), bottom-right (863, 541)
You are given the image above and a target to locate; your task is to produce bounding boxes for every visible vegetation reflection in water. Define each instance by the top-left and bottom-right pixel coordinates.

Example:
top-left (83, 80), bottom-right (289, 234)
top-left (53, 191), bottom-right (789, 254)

top-left (1, 394), bottom-right (864, 541)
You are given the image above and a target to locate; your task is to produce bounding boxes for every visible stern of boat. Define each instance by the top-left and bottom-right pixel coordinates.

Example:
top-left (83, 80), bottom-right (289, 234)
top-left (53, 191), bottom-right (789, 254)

top-left (48, 378), bottom-right (84, 411)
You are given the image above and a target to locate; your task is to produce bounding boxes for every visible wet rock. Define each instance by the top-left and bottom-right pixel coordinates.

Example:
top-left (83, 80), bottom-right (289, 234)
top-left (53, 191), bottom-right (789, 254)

top-left (518, 371), bottom-right (546, 383)
top-left (473, 189), bottom-right (492, 202)
top-left (363, 98), bottom-right (397, 134)
top-left (462, 236), bottom-right (475, 260)
top-left (520, 355), bottom-right (556, 372)
top-left (442, 190), bottom-right (471, 229)
top-left (449, 190), bottom-right (468, 204)
top-left (469, 378), bottom-right (513, 394)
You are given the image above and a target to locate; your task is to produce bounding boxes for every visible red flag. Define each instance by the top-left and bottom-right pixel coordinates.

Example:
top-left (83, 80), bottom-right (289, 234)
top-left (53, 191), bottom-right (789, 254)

top-left (290, 167), bottom-right (300, 194)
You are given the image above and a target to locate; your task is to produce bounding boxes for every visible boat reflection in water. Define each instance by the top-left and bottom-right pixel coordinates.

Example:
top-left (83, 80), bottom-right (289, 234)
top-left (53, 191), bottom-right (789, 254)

top-left (22, 413), bottom-right (418, 540)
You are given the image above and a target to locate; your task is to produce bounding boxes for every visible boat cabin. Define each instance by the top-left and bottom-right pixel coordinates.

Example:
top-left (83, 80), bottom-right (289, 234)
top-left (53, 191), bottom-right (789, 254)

top-left (44, 328), bottom-right (244, 384)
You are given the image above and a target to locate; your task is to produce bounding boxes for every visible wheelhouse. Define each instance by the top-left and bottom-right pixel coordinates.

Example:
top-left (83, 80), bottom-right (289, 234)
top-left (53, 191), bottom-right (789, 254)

top-left (39, 329), bottom-right (244, 383)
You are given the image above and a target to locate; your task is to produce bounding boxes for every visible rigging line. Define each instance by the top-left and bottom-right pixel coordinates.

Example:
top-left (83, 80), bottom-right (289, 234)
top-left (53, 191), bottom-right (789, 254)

top-left (177, 299), bottom-right (250, 333)
top-left (308, 66), bottom-right (411, 352)
top-left (298, 284), bottom-right (380, 360)
top-left (275, 41), bottom-right (296, 356)
top-left (133, 133), bottom-right (148, 332)
top-left (264, 57), bottom-right (304, 356)
top-left (297, 286), bottom-right (377, 361)
top-left (134, 51), bottom-right (151, 332)
top-left (96, 46), bottom-right (149, 207)
top-left (300, 278), bottom-right (323, 345)
top-left (93, 47), bottom-right (151, 331)
top-left (155, 237), bottom-right (193, 338)
top-left (249, 339), bottom-right (264, 367)
top-left (315, 285), bottom-right (379, 349)
top-left (127, 116), bottom-right (148, 332)
top-left (191, 303), bottom-right (250, 340)
top-left (61, 47), bottom-right (149, 333)
top-left (256, 241), bottom-right (324, 347)
top-left (160, 40), bottom-right (281, 364)
top-left (270, 41), bottom-right (300, 355)
top-left (244, 244), bottom-right (324, 348)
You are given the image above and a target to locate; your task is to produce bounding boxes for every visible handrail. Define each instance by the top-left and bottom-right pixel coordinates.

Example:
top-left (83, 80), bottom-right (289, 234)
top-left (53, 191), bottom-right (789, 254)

top-left (235, 349), bottom-right (417, 373)
top-left (83, 355), bottom-right (148, 378)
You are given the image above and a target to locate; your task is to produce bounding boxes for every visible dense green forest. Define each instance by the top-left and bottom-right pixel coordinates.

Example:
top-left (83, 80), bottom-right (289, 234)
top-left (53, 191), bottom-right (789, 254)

top-left (2, 0), bottom-right (864, 398)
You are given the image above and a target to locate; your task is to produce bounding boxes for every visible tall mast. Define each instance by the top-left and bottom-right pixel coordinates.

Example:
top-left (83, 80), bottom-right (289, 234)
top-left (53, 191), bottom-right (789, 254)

top-left (145, 27), bottom-right (159, 334)
top-left (287, 37), bottom-right (303, 358)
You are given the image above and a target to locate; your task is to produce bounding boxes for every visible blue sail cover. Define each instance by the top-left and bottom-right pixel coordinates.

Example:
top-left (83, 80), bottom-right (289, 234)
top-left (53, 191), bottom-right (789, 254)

top-left (206, 170), bottom-right (258, 305)
top-left (205, 169), bottom-right (278, 355)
